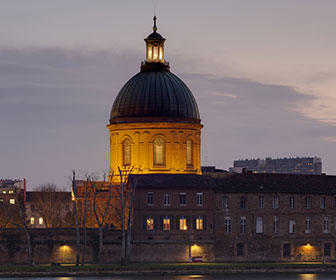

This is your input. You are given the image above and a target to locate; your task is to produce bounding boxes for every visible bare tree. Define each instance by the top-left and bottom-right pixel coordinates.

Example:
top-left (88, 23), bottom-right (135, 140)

top-left (0, 204), bottom-right (19, 228)
top-left (15, 194), bottom-right (34, 266)
top-left (87, 173), bottom-right (113, 263)
top-left (32, 184), bottom-right (72, 228)
top-left (72, 170), bottom-right (80, 266)
top-left (81, 176), bottom-right (89, 266)
top-left (118, 167), bottom-right (135, 265)
top-left (125, 177), bottom-right (136, 264)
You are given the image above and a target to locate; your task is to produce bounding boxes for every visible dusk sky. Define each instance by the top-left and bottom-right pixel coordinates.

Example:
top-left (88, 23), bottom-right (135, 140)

top-left (1, 0), bottom-right (336, 190)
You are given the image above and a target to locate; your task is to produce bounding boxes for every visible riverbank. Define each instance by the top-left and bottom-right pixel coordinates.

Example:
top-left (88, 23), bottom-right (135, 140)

top-left (0, 263), bottom-right (336, 277)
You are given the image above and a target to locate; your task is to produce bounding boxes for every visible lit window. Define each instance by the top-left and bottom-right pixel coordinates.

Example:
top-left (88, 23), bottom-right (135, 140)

top-left (180, 193), bottom-right (186, 206)
top-left (2, 190), bottom-right (6, 194)
top-left (305, 217), bottom-right (311, 233)
top-left (196, 192), bottom-right (203, 206)
top-left (0, 198), bottom-right (3, 204)
top-left (159, 46), bottom-right (163, 61)
top-left (305, 197), bottom-right (311, 209)
top-left (273, 216), bottom-right (279, 233)
top-left (196, 216), bottom-right (203, 230)
top-left (272, 197), bottom-right (279, 209)
top-left (122, 139), bottom-right (131, 166)
top-left (320, 197), bottom-right (326, 209)
top-left (240, 196), bottom-right (246, 209)
top-left (290, 197), bottom-right (295, 209)
top-left (9, 190), bottom-right (14, 194)
top-left (179, 216), bottom-right (187, 230)
top-left (146, 217), bottom-right (154, 230)
top-left (163, 193), bottom-right (170, 206)
top-left (222, 196), bottom-right (228, 209)
top-left (186, 139), bottom-right (193, 167)
top-left (153, 45), bottom-right (159, 61)
top-left (9, 198), bottom-right (15, 204)
top-left (153, 137), bottom-right (165, 166)
top-left (323, 217), bottom-right (329, 233)
top-left (147, 43), bottom-right (152, 61)
top-left (30, 217), bottom-right (35, 225)
top-left (225, 217), bottom-right (231, 234)
top-left (240, 217), bottom-right (246, 234)
top-left (147, 192), bottom-right (154, 206)
top-left (163, 217), bottom-right (170, 230)
top-left (258, 196), bottom-right (264, 209)
top-left (38, 217), bottom-right (43, 225)
top-left (289, 220), bottom-right (296, 233)
top-left (256, 217), bottom-right (263, 233)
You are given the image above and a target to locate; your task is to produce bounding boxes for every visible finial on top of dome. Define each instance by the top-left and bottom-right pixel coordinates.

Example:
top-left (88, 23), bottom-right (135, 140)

top-left (153, 15), bottom-right (157, 32)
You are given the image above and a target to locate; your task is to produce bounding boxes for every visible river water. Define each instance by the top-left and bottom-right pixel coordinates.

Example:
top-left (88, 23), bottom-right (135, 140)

top-left (1, 275), bottom-right (335, 280)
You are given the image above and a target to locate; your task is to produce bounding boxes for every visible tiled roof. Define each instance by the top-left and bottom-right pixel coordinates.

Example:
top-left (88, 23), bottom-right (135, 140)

top-left (130, 174), bottom-right (214, 189)
top-left (130, 173), bottom-right (336, 194)
top-left (214, 173), bottom-right (336, 194)
top-left (26, 191), bottom-right (72, 202)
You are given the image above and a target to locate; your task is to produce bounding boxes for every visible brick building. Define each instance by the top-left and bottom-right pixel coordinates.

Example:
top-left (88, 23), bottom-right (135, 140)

top-left (130, 173), bottom-right (336, 262)
top-left (0, 179), bottom-right (26, 205)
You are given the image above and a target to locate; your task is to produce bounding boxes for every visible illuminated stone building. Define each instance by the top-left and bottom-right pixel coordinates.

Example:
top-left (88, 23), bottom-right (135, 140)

top-left (107, 18), bottom-right (336, 263)
top-left (1, 18), bottom-right (336, 265)
top-left (107, 17), bottom-right (202, 182)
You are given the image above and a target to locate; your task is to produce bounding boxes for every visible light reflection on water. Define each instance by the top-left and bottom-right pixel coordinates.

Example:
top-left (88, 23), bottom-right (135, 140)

top-left (4, 274), bottom-right (336, 280)
top-left (299, 275), bottom-right (317, 280)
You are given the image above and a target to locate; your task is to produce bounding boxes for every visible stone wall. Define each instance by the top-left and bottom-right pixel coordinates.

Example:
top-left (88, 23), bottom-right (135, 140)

top-left (0, 228), bottom-right (333, 263)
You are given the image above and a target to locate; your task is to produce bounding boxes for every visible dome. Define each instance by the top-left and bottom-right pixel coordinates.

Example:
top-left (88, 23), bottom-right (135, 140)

top-left (146, 31), bottom-right (164, 40)
top-left (110, 69), bottom-right (201, 124)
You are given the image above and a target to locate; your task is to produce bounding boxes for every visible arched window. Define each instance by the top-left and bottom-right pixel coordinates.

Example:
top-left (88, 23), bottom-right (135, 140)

top-left (123, 138), bottom-right (131, 166)
top-left (154, 137), bottom-right (165, 166)
top-left (186, 139), bottom-right (193, 167)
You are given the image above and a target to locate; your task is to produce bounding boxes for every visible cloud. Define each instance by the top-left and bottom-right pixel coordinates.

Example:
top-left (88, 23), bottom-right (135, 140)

top-left (322, 137), bottom-right (336, 143)
top-left (178, 70), bottom-right (336, 175)
top-left (0, 47), bottom-right (335, 189)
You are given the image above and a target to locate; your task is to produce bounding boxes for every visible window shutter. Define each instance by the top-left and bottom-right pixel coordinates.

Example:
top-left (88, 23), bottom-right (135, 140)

top-left (169, 215), bottom-right (174, 230)
top-left (154, 216), bottom-right (158, 230)
top-left (176, 216), bottom-right (180, 230)
top-left (187, 216), bottom-right (191, 230)
top-left (203, 216), bottom-right (207, 230)
top-left (159, 216), bottom-right (163, 230)
top-left (192, 215), bottom-right (197, 230)
top-left (143, 216), bottom-right (147, 230)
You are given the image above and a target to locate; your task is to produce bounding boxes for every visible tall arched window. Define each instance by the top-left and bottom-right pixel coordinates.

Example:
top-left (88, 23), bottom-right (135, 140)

top-left (154, 137), bottom-right (165, 166)
top-left (186, 139), bottom-right (193, 167)
top-left (123, 139), bottom-right (131, 166)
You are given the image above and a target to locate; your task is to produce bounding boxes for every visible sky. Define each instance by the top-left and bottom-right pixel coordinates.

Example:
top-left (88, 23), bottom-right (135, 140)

top-left (1, 0), bottom-right (336, 190)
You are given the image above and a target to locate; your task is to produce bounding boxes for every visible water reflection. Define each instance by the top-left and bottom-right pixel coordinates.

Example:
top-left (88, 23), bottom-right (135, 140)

top-left (299, 275), bottom-right (317, 280)
top-left (3, 274), bottom-right (335, 280)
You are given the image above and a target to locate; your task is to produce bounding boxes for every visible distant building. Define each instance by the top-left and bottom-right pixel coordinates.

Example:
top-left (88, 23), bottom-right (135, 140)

top-left (232, 157), bottom-right (322, 175)
top-left (0, 178), bottom-right (26, 205)
top-left (201, 166), bottom-right (229, 178)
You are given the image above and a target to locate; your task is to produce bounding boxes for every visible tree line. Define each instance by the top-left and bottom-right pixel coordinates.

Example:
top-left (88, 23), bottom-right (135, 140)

top-left (0, 169), bottom-right (136, 266)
